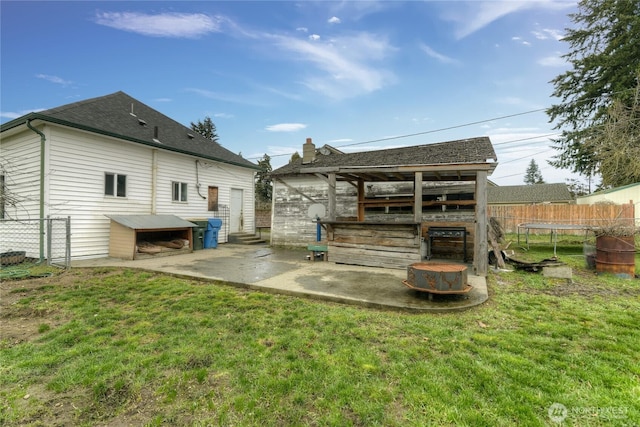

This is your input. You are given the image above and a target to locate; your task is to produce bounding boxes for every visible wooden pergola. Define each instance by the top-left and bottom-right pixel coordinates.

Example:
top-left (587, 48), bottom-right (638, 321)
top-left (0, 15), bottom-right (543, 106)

top-left (272, 137), bottom-right (498, 276)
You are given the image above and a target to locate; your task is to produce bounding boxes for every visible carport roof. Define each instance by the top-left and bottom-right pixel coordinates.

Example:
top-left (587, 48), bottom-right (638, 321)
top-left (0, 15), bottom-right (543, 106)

top-left (271, 137), bottom-right (498, 182)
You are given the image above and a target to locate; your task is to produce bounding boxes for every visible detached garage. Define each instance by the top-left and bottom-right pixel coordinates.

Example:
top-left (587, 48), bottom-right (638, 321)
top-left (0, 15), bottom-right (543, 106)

top-left (107, 215), bottom-right (196, 260)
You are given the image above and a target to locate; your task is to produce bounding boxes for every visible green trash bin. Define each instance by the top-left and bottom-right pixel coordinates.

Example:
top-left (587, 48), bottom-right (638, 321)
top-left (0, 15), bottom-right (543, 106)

top-left (192, 221), bottom-right (208, 251)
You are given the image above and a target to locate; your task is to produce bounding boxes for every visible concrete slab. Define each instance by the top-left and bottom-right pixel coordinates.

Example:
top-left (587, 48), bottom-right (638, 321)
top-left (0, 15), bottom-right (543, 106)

top-left (72, 244), bottom-right (488, 312)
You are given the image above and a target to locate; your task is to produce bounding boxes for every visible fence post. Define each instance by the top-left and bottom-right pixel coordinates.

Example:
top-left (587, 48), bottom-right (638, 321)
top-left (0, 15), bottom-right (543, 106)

top-left (66, 216), bottom-right (71, 269)
top-left (46, 215), bottom-right (52, 266)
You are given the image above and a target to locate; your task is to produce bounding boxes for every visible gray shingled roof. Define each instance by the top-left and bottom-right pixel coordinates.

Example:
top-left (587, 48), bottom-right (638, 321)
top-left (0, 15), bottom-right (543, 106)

top-left (488, 183), bottom-right (573, 204)
top-left (271, 137), bottom-right (497, 177)
top-left (1, 91), bottom-right (257, 170)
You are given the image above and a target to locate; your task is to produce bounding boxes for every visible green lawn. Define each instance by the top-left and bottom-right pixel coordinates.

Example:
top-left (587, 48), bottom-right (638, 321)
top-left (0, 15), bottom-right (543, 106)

top-left (1, 239), bottom-right (639, 426)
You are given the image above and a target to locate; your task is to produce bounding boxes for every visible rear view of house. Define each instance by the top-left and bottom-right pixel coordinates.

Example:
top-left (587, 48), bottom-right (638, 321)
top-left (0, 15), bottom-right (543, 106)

top-left (0, 91), bottom-right (258, 260)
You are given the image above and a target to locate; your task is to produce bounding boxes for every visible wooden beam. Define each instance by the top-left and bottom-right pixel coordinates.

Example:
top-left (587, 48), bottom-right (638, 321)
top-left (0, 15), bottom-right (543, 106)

top-left (302, 163), bottom-right (493, 174)
top-left (357, 179), bottom-right (365, 221)
top-left (328, 172), bottom-right (337, 221)
top-left (474, 170), bottom-right (488, 276)
top-left (274, 178), bottom-right (319, 203)
top-left (414, 172), bottom-right (423, 223)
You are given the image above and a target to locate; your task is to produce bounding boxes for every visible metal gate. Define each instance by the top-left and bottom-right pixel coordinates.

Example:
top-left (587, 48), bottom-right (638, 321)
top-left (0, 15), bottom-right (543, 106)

top-left (0, 216), bottom-right (71, 269)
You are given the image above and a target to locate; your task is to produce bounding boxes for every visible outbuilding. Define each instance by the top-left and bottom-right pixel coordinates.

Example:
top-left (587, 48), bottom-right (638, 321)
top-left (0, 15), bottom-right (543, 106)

top-left (270, 137), bottom-right (498, 276)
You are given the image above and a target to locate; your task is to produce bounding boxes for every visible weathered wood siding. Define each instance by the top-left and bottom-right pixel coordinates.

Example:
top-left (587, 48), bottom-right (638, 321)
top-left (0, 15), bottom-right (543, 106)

top-left (271, 176), bottom-right (356, 246)
top-left (326, 222), bottom-right (422, 269)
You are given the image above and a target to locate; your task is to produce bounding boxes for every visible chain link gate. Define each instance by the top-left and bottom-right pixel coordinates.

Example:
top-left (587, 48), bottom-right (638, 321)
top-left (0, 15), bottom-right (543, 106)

top-left (0, 216), bottom-right (70, 270)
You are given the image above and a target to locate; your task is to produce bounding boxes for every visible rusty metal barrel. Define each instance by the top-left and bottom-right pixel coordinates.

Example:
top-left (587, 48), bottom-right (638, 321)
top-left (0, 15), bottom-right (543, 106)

top-left (404, 262), bottom-right (470, 293)
top-left (595, 236), bottom-right (636, 279)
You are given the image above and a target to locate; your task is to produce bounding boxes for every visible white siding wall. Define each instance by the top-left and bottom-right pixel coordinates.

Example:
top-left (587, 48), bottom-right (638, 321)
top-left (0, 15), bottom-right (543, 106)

top-left (44, 126), bottom-right (255, 259)
top-left (0, 130), bottom-right (41, 219)
top-left (47, 126), bottom-right (154, 258)
top-left (577, 184), bottom-right (640, 206)
top-left (154, 153), bottom-right (256, 238)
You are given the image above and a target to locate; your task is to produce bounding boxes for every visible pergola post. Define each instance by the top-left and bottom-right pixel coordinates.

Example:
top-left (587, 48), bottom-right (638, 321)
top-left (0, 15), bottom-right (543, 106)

top-left (414, 172), bottom-right (423, 223)
top-left (474, 170), bottom-right (488, 276)
top-left (328, 172), bottom-right (336, 221)
top-left (357, 179), bottom-right (365, 221)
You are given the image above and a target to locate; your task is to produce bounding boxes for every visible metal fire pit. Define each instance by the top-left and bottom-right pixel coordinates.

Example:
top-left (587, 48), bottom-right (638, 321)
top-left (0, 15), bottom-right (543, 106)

top-left (403, 262), bottom-right (471, 299)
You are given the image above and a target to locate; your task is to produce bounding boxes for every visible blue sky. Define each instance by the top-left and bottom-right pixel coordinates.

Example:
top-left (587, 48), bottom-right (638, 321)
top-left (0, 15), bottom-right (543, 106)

top-left (1, 1), bottom-right (582, 185)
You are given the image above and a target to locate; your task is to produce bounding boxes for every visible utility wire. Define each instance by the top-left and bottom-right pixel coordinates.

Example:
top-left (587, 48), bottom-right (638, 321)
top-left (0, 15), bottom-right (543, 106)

top-left (246, 107), bottom-right (547, 160)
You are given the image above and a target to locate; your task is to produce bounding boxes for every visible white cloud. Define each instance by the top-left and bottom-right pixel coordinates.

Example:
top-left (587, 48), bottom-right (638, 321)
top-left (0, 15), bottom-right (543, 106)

top-left (270, 32), bottom-right (396, 99)
top-left (265, 123), bottom-right (307, 132)
top-left (441, 1), bottom-right (574, 40)
top-left (36, 74), bottom-right (72, 86)
top-left (328, 16), bottom-right (341, 24)
top-left (95, 12), bottom-right (223, 38)
top-left (0, 109), bottom-right (44, 119)
top-left (296, 27), bottom-right (308, 33)
top-left (309, 34), bottom-right (320, 41)
top-left (418, 43), bottom-right (458, 64)
top-left (214, 113), bottom-right (234, 119)
top-left (153, 98), bottom-right (172, 103)
top-left (538, 53), bottom-right (566, 67)
top-left (511, 36), bottom-right (531, 46)
top-left (532, 28), bottom-right (564, 41)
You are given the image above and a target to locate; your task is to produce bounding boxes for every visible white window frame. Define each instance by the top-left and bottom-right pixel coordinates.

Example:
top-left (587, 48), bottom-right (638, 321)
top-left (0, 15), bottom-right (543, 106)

top-left (172, 181), bottom-right (188, 202)
top-left (105, 172), bottom-right (127, 198)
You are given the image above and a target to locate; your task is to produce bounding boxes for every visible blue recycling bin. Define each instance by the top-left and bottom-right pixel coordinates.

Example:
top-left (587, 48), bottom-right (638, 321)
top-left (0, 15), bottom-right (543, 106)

top-left (204, 218), bottom-right (223, 248)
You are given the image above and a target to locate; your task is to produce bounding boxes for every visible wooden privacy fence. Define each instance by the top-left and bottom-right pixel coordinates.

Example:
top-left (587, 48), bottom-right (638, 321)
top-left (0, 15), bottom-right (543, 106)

top-left (487, 203), bottom-right (636, 235)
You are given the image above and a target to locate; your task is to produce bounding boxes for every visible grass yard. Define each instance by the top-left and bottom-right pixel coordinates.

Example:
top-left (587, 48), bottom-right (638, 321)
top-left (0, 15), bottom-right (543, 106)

top-left (1, 238), bottom-right (639, 426)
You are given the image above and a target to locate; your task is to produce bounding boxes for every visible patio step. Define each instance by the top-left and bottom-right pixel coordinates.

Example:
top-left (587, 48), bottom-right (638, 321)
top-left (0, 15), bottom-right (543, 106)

top-left (228, 232), bottom-right (266, 245)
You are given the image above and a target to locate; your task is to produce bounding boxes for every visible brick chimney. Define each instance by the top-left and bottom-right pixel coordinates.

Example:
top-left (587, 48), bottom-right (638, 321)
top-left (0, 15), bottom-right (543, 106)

top-left (302, 137), bottom-right (316, 164)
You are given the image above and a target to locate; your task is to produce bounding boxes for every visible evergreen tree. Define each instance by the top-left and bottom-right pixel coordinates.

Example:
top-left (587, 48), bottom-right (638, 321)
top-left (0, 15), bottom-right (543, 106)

top-left (255, 154), bottom-right (272, 203)
top-left (547, 0), bottom-right (640, 179)
top-left (524, 159), bottom-right (545, 185)
top-left (190, 116), bottom-right (219, 143)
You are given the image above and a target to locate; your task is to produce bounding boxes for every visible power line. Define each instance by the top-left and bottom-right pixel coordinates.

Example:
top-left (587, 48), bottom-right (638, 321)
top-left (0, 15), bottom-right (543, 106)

top-left (246, 107), bottom-right (547, 160)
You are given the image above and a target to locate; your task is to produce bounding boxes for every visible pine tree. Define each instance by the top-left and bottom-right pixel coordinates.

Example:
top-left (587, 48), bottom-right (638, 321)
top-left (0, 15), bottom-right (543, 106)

top-left (190, 116), bottom-right (219, 143)
top-left (524, 159), bottom-right (545, 185)
top-left (547, 0), bottom-right (640, 179)
top-left (255, 154), bottom-right (272, 203)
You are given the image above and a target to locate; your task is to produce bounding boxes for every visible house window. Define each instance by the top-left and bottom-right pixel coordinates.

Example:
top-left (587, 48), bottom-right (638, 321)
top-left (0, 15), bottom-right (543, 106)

top-left (105, 173), bottom-right (126, 197)
top-left (172, 182), bottom-right (188, 202)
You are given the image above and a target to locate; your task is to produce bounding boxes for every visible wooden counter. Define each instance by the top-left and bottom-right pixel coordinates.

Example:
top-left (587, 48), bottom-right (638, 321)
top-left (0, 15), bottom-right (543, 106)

top-left (321, 221), bottom-right (422, 269)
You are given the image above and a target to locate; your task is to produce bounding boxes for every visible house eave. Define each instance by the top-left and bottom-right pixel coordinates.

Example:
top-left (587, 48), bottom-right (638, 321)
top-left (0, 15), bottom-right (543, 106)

top-left (1, 114), bottom-right (259, 171)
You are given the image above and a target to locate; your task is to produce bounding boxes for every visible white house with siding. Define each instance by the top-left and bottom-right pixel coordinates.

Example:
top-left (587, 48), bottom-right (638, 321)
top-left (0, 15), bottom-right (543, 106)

top-left (0, 91), bottom-right (258, 259)
top-left (576, 182), bottom-right (640, 228)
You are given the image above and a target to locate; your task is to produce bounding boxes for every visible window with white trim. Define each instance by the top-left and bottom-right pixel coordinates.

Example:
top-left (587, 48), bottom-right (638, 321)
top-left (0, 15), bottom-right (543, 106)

top-left (172, 181), bottom-right (188, 202)
top-left (105, 173), bottom-right (127, 197)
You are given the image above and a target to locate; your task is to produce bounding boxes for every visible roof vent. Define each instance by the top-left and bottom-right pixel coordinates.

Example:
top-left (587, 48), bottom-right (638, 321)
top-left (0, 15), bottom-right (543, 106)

top-left (130, 103), bottom-right (136, 117)
top-left (153, 126), bottom-right (161, 143)
top-left (138, 118), bottom-right (147, 126)
top-left (187, 133), bottom-right (195, 139)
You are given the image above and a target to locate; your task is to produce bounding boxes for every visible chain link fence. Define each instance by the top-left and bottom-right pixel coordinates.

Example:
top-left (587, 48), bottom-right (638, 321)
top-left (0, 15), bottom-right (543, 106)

top-left (0, 217), bottom-right (70, 270)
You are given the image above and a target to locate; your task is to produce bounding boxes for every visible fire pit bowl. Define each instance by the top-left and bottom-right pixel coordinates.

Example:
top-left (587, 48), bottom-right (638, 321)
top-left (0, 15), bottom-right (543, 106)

top-left (403, 262), bottom-right (471, 295)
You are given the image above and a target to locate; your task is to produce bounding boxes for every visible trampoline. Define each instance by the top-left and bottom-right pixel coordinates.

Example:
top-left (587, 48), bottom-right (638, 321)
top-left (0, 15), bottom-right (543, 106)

top-left (517, 223), bottom-right (589, 256)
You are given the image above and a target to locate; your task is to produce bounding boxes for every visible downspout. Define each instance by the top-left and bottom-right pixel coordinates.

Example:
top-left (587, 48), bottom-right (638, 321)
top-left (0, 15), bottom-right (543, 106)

top-left (195, 160), bottom-right (206, 199)
top-left (26, 119), bottom-right (45, 263)
top-left (151, 149), bottom-right (158, 214)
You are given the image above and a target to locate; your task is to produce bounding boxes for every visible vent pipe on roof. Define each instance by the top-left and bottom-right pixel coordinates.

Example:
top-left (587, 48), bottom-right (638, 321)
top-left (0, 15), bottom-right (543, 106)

top-left (302, 137), bottom-right (315, 164)
top-left (130, 103), bottom-right (136, 117)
